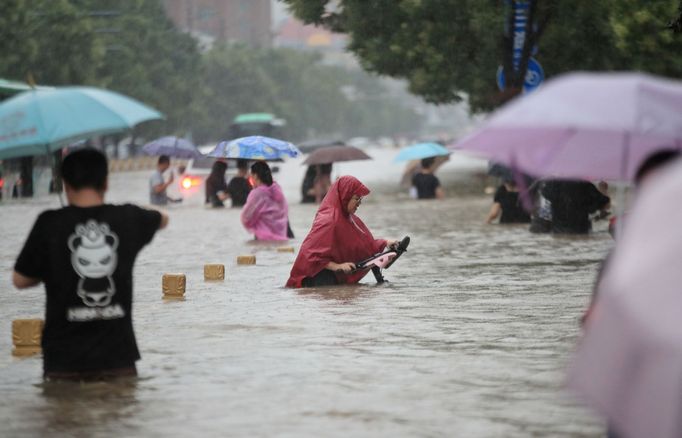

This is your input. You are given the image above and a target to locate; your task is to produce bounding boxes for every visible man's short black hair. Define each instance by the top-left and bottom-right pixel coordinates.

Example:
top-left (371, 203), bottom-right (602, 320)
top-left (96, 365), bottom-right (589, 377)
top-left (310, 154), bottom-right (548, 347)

top-left (60, 148), bottom-right (108, 191)
top-left (237, 159), bottom-right (248, 170)
top-left (421, 157), bottom-right (435, 169)
top-left (158, 155), bottom-right (170, 165)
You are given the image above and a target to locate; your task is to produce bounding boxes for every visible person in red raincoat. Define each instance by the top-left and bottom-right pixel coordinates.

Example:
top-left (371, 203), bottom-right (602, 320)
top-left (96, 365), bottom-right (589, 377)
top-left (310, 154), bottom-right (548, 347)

top-left (286, 175), bottom-right (398, 288)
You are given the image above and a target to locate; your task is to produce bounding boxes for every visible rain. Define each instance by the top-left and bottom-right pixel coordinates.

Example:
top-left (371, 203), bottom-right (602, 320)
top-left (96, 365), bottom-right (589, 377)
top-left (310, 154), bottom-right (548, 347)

top-left (2, 1), bottom-right (682, 437)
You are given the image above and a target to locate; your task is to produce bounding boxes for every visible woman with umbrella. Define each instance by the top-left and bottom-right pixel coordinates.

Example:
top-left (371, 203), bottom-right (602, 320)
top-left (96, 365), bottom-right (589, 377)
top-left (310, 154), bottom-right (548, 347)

top-left (286, 176), bottom-right (398, 288)
top-left (300, 144), bottom-right (371, 204)
top-left (240, 161), bottom-right (289, 241)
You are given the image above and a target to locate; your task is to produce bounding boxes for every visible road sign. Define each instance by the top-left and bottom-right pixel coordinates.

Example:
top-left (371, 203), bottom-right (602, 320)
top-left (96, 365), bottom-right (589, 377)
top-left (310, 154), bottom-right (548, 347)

top-left (496, 57), bottom-right (545, 93)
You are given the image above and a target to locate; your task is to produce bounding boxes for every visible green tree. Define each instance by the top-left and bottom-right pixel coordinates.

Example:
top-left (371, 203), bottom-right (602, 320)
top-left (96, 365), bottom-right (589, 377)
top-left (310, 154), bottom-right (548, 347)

top-left (0, 0), bottom-right (103, 85)
top-left (609, 0), bottom-right (682, 75)
top-left (194, 44), bottom-right (422, 143)
top-left (0, 0), bottom-right (424, 146)
top-left (83, 0), bottom-right (203, 137)
top-left (669, 1), bottom-right (682, 32)
top-left (282, 0), bottom-right (680, 110)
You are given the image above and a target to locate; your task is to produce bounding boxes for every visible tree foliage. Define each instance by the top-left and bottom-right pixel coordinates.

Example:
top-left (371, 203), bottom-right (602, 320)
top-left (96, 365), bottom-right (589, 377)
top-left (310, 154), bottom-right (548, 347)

top-left (282, 0), bottom-right (681, 110)
top-left (193, 45), bottom-right (421, 143)
top-left (0, 0), bottom-right (422, 146)
top-left (0, 0), bottom-right (103, 85)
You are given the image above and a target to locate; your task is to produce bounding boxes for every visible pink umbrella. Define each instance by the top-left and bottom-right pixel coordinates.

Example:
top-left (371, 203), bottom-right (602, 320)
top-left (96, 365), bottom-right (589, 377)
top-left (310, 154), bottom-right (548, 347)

top-left (567, 159), bottom-right (682, 438)
top-left (451, 72), bottom-right (682, 181)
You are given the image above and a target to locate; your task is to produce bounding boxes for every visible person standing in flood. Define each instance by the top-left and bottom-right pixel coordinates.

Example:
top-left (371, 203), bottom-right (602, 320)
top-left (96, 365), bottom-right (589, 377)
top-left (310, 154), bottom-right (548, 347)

top-left (541, 179), bottom-right (610, 234)
top-left (12, 148), bottom-right (168, 380)
top-left (313, 163), bottom-right (333, 203)
top-left (486, 176), bottom-right (531, 224)
top-left (149, 155), bottom-right (180, 205)
top-left (240, 161), bottom-right (289, 240)
top-left (205, 160), bottom-right (229, 208)
top-left (412, 157), bottom-right (445, 199)
top-left (286, 175), bottom-right (398, 288)
top-left (225, 159), bottom-right (252, 207)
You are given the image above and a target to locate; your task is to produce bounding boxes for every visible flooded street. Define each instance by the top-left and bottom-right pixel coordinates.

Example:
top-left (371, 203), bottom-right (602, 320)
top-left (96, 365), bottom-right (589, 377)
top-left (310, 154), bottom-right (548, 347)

top-left (0, 149), bottom-right (610, 437)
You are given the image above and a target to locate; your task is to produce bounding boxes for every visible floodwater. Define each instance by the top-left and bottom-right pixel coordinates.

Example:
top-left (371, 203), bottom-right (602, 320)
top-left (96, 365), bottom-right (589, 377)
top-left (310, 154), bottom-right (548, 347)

top-left (0, 149), bottom-right (610, 437)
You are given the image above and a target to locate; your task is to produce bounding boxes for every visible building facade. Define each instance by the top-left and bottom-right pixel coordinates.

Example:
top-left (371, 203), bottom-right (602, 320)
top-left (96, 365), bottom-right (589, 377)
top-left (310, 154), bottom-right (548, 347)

top-left (162, 0), bottom-right (272, 48)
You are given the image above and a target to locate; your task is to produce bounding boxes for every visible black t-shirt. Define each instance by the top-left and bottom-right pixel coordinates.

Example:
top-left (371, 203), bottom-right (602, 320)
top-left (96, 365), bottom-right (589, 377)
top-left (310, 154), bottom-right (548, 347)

top-left (205, 175), bottom-right (229, 207)
top-left (412, 173), bottom-right (440, 199)
top-left (14, 204), bottom-right (161, 373)
top-left (226, 176), bottom-right (251, 207)
top-left (494, 185), bottom-right (531, 223)
top-left (541, 180), bottom-right (610, 233)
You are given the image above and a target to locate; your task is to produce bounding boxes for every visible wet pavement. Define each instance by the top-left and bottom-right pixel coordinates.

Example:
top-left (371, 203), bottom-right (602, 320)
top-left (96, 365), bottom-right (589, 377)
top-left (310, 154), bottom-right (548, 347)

top-left (0, 149), bottom-right (610, 437)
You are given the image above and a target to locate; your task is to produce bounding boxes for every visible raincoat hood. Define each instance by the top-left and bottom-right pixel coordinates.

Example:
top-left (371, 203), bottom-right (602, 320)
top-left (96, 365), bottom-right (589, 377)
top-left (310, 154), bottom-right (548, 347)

top-left (259, 181), bottom-right (286, 203)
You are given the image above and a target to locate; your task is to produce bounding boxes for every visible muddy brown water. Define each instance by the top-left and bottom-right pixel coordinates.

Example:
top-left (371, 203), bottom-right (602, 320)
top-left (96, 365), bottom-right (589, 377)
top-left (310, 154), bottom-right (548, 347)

top-left (0, 150), bottom-right (609, 437)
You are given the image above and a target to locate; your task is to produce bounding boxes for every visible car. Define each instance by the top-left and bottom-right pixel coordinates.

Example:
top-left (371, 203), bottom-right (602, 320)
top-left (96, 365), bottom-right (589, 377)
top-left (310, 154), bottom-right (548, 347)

top-left (177, 145), bottom-right (238, 205)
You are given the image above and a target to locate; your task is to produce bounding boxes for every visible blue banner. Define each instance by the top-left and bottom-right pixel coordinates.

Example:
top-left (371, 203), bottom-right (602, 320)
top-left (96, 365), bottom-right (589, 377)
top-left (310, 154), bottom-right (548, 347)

top-left (512, 1), bottom-right (529, 71)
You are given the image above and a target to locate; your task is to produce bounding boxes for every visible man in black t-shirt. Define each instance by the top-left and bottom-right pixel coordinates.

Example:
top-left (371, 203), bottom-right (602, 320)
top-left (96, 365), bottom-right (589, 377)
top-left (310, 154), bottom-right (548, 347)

top-left (12, 148), bottom-right (168, 380)
top-left (486, 179), bottom-right (531, 224)
top-left (541, 179), bottom-right (610, 234)
top-left (412, 157), bottom-right (445, 200)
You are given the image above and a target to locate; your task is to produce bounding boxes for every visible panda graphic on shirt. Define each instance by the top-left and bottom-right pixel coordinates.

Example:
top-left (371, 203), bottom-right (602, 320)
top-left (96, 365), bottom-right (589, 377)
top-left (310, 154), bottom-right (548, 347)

top-left (66, 220), bottom-right (125, 321)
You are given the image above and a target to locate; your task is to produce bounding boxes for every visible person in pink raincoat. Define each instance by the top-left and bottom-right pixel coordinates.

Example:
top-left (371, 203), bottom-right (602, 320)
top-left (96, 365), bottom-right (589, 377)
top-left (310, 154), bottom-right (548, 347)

top-left (240, 161), bottom-right (289, 241)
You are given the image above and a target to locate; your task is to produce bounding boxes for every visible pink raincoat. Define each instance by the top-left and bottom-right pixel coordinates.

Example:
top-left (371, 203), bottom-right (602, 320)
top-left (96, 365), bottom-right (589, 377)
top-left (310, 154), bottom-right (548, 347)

top-left (240, 182), bottom-right (289, 241)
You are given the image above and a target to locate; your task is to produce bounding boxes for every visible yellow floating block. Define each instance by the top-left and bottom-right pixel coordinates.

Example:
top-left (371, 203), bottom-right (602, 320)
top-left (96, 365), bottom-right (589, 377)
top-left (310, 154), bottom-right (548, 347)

top-left (12, 319), bottom-right (44, 357)
top-left (204, 264), bottom-right (225, 280)
top-left (237, 255), bottom-right (256, 265)
top-left (162, 273), bottom-right (186, 300)
top-left (277, 246), bottom-right (295, 253)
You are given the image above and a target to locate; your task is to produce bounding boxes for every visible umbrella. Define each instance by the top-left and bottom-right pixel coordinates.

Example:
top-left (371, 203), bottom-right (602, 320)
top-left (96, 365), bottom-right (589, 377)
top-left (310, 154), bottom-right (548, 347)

top-left (142, 136), bottom-right (201, 159)
top-left (0, 86), bottom-right (163, 159)
top-left (394, 142), bottom-right (450, 162)
top-left (302, 145), bottom-right (371, 165)
top-left (0, 78), bottom-right (53, 96)
top-left (567, 159), bottom-right (682, 438)
top-left (451, 72), bottom-right (682, 181)
top-left (207, 136), bottom-right (300, 161)
top-left (297, 138), bottom-right (345, 154)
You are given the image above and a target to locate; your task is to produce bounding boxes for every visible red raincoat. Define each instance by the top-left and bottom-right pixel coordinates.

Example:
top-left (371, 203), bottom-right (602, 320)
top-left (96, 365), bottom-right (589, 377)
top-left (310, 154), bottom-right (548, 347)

top-left (286, 176), bottom-right (387, 288)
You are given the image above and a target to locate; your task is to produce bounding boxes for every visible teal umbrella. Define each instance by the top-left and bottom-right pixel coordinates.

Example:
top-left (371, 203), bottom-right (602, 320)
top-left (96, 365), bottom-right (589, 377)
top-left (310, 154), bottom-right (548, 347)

top-left (0, 86), bottom-right (163, 159)
top-left (393, 142), bottom-right (450, 162)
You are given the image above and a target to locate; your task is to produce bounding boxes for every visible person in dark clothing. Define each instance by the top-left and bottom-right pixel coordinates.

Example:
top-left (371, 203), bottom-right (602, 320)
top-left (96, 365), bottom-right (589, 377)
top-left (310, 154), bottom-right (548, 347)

top-left (528, 180), bottom-right (553, 233)
top-left (301, 166), bottom-right (317, 203)
top-left (313, 163), bottom-right (333, 203)
top-left (205, 161), bottom-right (229, 208)
top-left (486, 178), bottom-right (531, 224)
top-left (12, 148), bottom-right (168, 381)
top-left (541, 180), bottom-right (610, 234)
top-left (226, 159), bottom-right (252, 208)
top-left (412, 157), bottom-right (444, 200)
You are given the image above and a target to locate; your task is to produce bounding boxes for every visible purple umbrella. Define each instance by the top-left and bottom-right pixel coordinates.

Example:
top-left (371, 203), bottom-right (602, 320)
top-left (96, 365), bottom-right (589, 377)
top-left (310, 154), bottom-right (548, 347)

top-left (567, 159), bottom-right (682, 438)
top-left (451, 72), bottom-right (682, 181)
top-left (142, 136), bottom-right (201, 159)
